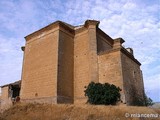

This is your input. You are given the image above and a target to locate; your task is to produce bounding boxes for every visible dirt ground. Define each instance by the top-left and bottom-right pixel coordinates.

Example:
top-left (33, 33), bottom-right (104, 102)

top-left (0, 103), bottom-right (160, 120)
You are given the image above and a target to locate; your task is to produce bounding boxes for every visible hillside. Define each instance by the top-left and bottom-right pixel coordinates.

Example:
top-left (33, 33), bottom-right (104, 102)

top-left (0, 103), bottom-right (160, 120)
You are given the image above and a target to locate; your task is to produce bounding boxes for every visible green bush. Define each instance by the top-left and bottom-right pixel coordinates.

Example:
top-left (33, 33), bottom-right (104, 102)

top-left (132, 93), bottom-right (154, 106)
top-left (144, 94), bottom-right (154, 106)
top-left (84, 82), bottom-right (121, 105)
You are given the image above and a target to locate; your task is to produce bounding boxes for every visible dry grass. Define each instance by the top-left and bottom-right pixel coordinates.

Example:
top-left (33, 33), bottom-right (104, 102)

top-left (0, 103), bottom-right (160, 120)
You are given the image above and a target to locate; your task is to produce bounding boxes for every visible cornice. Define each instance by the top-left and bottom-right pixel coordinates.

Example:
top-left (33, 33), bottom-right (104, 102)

top-left (84, 20), bottom-right (100, 28)
top-left (98, 47), bottom-right (141, 65)
top-left (97, 28), bottom-right (114, 46)
top-left (120, 47), bottom-right (141, 65)
top-left (25, 21), bottom-right (75, 42)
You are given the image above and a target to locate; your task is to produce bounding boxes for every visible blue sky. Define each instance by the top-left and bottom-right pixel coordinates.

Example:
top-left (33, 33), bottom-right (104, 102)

top-left (0, 0), bottom-right (159, 102)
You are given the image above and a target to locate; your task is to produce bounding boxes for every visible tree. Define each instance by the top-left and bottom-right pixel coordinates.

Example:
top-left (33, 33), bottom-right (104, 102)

top-left (144, 94), bottom-right (154, 106)
top-left (132, 93), bottom-right (154, 106)
top-left (84, 82), bottom-right (121, 105)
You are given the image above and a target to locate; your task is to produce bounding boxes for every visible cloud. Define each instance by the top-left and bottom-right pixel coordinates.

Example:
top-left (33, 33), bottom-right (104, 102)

top-left (145, 74), bottom-right (160, 91)
top-left (144, 73), bottom-right (160, 102)
top-left (0, 35), bottom-right (23, 85)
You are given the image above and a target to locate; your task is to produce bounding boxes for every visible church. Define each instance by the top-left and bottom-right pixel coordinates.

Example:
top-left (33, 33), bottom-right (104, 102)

top-left (1, 20), bottom-right (145, 106)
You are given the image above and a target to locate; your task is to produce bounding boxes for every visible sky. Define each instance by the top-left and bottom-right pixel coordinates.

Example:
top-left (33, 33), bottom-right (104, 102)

top-left (0, 0), bottom-right (159, 102)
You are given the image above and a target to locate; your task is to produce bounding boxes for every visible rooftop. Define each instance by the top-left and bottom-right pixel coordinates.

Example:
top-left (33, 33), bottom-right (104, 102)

top-left (0, 80), bottom-right (21, 88)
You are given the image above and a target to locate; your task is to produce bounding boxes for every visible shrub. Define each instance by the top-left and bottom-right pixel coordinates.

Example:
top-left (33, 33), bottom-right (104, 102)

top-left (84, 82), bottom-right (121, 105)
top-left (144, 94), bottom-right (154, 106)
top-left (132, 93), bottom-right (154, 106)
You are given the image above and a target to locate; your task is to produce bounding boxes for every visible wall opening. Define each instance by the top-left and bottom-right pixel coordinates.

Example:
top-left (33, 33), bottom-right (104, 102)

top-left (12, 85), bottom-right (20, 98)
top-left (9, 83), bottom-right (21, 99)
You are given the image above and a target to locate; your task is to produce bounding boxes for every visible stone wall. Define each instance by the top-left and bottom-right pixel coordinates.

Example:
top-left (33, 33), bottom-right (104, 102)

top-left (121, 51), bottom-right (144, 105)
top-left (57, 30), bottom-right (74, 103)
top-left (98, 50), bottom-right (125, 102)
top-left (1, 87), bottom-right (9, 100)
top-left (74, 21), bottom-right (100, 104)
top-left (74, 30), bottom-right (90, 104)
top-left (87, 25), bottom-right (99, 83)
top-left (98, 50), bottom-right (123, 86)
top-left (0, 86), bottom-right (12, 112)
top-left (97, 32), bottom-right (112, 53)
top-left (20, 27), bottom-right (59, 103)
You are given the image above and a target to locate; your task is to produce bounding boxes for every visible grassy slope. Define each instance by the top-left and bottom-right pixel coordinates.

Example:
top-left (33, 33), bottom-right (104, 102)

top-left (0, 103), bottom-right (160, 120)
